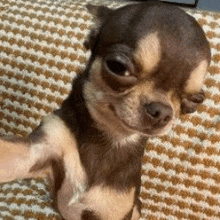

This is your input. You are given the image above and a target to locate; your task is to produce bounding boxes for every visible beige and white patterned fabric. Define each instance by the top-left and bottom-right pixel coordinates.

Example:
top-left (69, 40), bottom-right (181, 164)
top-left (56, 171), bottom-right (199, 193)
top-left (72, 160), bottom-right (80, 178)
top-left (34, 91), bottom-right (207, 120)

top-left (0, 0), bottom-right (220, 219)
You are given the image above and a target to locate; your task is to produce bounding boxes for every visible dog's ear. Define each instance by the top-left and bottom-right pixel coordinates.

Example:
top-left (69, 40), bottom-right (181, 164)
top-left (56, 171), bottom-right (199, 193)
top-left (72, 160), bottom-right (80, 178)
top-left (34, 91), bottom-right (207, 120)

top-left (181, 90), bottom-right (205, 114)
top-left (86, 4), bottom-right (113, 21)
top-left (84, 4), bottom-right (113, 50)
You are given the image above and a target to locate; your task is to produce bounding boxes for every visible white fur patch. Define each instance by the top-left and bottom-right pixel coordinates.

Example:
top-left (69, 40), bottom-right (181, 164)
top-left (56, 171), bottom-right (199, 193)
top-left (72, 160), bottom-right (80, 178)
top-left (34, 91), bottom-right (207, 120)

top-left (115, 133), bottom-right (141, 147)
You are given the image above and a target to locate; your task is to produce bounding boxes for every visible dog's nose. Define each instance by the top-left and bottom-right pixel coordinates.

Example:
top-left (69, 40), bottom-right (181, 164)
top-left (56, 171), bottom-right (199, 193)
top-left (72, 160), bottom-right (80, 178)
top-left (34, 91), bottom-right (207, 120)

top-left (144, 102), bottom-right (173, 126)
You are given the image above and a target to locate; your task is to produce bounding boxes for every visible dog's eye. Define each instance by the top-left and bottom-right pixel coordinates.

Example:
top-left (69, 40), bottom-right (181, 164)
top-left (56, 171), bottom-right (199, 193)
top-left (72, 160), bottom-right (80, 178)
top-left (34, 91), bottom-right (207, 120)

top-left (104, 55), bottom-right (132, 77)
top-left (105, 59), bottom-right (130, 76)
top-left (181, 91), bottom-right (205, 114)
top-left (102, 55), bottom-right (137, 90)
top-left (190, 93), bottom-right (204, 104)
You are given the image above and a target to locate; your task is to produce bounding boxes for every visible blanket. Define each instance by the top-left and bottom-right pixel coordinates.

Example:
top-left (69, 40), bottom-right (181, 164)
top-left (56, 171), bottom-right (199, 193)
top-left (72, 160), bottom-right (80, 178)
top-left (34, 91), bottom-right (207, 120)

top-left (0, 0), bottom-right (220, 219)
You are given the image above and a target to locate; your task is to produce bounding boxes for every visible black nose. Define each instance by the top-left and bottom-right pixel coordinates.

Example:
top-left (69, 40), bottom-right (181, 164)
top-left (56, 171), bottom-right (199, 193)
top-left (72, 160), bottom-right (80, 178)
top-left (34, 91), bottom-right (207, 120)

top-left (144, 102), bottom-right (173, 126)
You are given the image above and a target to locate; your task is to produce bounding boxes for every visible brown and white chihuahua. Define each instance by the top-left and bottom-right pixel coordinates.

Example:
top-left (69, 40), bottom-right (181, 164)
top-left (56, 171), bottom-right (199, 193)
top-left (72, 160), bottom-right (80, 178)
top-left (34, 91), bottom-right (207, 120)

top-left (0, 2), bottom-right (211, 220)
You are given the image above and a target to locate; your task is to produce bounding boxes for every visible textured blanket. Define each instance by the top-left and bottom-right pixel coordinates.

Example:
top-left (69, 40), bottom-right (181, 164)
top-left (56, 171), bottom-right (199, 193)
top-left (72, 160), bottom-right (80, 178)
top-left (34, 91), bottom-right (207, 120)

top-left (0, 0), bottom-right (220, 219)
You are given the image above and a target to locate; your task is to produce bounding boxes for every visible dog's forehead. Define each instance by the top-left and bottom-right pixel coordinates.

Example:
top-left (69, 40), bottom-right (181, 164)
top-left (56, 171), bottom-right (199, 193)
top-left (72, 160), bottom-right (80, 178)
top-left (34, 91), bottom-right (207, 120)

top-left (97, 3), bottom-right (160, 51)
top-left (93, 2), bottom-right (210, 93)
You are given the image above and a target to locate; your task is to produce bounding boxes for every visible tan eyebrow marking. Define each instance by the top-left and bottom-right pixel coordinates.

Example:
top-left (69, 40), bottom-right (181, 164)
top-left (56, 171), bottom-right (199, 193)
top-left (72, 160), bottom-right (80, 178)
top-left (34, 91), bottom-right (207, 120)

top-left (135, 32), bottom-right (161, 75)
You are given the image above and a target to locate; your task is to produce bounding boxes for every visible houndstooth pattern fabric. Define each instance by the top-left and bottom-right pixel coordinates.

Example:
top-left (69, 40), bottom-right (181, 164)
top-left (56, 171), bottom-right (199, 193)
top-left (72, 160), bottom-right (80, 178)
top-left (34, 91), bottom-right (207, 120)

top-left (0, 0), bottom-right (220, 219)
top-left (0, 179), bottom-right (62, 220)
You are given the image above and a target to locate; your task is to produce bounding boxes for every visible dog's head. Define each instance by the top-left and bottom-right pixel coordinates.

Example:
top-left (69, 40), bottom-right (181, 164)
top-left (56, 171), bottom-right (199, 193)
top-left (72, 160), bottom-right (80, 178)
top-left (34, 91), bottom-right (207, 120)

top-left (83, 2), bottom-right (211, 138)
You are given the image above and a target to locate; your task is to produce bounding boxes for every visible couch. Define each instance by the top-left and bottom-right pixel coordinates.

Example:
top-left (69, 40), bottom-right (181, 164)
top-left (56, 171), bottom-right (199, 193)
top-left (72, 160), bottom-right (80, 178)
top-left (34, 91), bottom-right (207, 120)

top-left (0, 0), bottom-right (220, 219)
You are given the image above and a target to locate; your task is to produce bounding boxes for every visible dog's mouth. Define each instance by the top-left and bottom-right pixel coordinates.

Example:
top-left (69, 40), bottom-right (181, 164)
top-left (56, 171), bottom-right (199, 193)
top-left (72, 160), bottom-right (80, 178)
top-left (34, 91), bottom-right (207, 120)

top-left (109, 104), bottom-right (173, 137)
top-left (120, 119), bottom-right (167, 136)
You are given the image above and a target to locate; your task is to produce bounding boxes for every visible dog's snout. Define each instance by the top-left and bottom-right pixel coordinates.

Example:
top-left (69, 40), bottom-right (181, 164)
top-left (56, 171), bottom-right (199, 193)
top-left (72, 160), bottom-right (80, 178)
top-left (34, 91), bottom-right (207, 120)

top-left (144, 102), bottom-right (173, 126)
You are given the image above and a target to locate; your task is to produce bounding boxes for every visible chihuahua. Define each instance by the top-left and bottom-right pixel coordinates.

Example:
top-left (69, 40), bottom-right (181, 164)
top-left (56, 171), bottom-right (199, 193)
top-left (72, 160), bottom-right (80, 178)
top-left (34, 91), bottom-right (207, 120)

top-left (0, 2), bottom-right (211, 220)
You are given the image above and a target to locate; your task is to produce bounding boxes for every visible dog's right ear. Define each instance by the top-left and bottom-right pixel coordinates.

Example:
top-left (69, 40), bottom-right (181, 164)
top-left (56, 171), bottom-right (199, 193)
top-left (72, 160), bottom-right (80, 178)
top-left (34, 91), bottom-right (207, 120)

top-left (84, 4), bottom-right (113, 50)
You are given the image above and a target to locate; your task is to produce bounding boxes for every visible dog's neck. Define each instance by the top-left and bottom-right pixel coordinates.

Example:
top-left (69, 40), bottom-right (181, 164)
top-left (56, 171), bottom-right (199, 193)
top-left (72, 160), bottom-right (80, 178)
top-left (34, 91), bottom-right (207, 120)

top-left (56, 73), bottom-right (147, 188)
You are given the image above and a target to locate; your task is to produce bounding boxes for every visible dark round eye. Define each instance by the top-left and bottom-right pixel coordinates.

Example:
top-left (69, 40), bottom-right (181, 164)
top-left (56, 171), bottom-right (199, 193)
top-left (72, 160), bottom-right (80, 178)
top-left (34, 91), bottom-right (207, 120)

top-left (105, 59), bottom-right (129, 76)
top-left (190, 92), bottom-right (204, 104)
top-left (102, 55), bottom-right (137, 89)
top-left (104, 55), bottom-right (132, 77)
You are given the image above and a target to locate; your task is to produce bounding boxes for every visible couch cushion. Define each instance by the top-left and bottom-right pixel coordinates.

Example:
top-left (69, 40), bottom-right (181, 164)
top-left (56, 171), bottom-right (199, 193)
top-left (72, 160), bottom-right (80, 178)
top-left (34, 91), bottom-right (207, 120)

top-left (0, 0), bottom-right (220, 219)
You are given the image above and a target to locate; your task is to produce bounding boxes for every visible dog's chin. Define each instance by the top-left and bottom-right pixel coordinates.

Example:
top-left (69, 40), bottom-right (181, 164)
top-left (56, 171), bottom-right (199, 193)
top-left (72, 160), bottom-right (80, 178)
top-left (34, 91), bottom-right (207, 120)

top-left (118, 116), bottom-right (173, 138)
top-left (108, 106), bottom-right (173, 137)
top-left (108, 105), bottom-right (173, 137)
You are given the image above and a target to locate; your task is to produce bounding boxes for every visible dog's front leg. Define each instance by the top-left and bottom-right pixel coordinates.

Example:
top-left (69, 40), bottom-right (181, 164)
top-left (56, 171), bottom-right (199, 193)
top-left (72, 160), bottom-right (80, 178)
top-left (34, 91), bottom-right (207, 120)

top-left (0, 113), bottom-right (82, 184)
top-left (0, 130), bottom-right (60, 183)
top-left (0, 135), bottom-right (36, 182)
top-left (58, 184), bottom-right (140, 220)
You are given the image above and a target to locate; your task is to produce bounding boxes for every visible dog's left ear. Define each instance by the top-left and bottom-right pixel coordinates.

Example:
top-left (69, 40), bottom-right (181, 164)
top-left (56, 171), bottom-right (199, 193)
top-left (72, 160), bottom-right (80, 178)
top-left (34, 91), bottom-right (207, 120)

top-left (181, 90), bottom-right (205, 114)
top-left (84, 4), bottom-right (113, 50)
